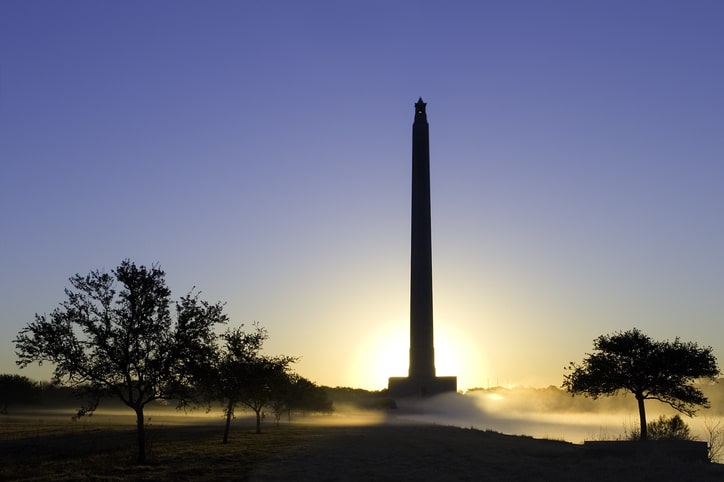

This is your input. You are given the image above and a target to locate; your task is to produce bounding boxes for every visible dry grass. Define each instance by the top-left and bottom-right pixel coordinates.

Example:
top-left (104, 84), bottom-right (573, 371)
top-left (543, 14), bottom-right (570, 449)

top-left (2, 411), bottom-right (724, 481)
top-left (1, 411), bottom-right (318, 481)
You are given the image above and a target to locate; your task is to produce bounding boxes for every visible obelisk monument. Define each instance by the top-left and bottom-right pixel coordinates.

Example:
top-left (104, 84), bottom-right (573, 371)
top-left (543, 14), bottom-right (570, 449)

top-left (388, 98), bottom-right (457, 398)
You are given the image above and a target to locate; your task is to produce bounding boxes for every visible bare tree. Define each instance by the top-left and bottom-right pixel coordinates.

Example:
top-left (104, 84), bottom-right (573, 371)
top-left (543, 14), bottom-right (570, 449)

top-left (704, 417), bottom-right (724, 463)
top-left (14, 260), bottom-right (226, 463)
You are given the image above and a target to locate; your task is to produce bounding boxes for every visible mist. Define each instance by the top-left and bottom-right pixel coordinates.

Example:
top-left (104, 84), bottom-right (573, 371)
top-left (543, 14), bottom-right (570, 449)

top-left (379, 384), bottom-right (724, 444)
top-left (23, 383), bottom-right (723, 445)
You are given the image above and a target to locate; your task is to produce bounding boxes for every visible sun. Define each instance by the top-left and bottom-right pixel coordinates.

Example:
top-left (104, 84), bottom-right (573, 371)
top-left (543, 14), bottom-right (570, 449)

top-left (349, 320), bottom-right (408, 390)
top-left (349, 318), bottom-right (487, 391)
top-left (433, 319), bottom-right (488, 390)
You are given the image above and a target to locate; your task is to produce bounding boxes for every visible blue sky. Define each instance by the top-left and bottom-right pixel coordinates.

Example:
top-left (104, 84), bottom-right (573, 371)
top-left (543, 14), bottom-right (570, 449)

top-left (1, 1), bottom-right (723, 390)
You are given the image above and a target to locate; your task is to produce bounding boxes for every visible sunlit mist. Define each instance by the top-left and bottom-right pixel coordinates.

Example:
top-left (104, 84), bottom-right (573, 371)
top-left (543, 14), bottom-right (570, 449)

top-left (387, 388), bottom-right (724, 445)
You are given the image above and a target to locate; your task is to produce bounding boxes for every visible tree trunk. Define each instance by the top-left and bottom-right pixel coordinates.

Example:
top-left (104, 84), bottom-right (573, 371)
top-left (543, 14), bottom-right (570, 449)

top-left (636, 395), bottom-right (648, 441)
top-left (135, 406), bottom-right (146, 463)
top-left (223, 401), bottom-right (233, 444)
top-left (255, 409), bottom-right (262, 434)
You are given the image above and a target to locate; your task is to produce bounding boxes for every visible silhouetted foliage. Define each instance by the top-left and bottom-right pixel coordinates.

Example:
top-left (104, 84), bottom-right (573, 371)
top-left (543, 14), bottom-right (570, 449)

top-left (205, 323), bottom-right (296, 441)
top-left (239, 357), bottom-right (296, 434)
top-left (0, 374), bottom-right (41, 413)
top-left (269, 374), bottom-right (333, 423)
top-left (626, 415), bottom-right (694, 441)
top-left (563, 328), bottom-right (719, 440)
top-left (14, 260), bottom-right (226, 462)
top-left (323, 386), bottom-right (396, 410)
top-left (288, 376), bottom-right (333, 415)
top-left (268, 370), bottom-right (295, 425)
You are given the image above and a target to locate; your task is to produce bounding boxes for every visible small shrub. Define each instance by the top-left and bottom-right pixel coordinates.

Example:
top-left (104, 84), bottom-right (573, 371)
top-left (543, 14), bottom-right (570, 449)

top-left (626, 415), bottom-right (694, 441)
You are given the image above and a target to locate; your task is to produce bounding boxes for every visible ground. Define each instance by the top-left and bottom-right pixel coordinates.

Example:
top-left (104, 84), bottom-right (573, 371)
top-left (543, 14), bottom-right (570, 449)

top-left (2, 410), bottom-right (723, 481)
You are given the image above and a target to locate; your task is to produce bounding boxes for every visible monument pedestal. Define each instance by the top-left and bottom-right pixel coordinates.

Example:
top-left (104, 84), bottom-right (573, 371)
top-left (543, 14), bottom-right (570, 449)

top-left (388, 375), bottom-right (457, 399)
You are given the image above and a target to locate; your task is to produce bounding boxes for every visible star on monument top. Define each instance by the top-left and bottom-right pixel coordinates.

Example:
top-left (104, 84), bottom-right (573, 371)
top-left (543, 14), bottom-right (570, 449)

top-left (415, 97), bottom-right (427, 114)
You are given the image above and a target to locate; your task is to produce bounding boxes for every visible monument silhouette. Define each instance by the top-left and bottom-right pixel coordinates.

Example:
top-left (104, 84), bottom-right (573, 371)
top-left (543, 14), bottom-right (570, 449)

top-left (388, 98), bottom-right (458, 398)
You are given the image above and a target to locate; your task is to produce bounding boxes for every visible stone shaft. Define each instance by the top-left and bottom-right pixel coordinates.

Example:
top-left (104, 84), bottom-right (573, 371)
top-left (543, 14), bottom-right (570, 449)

top-left (388, 98), bottom-right (457, 398)
top-left (409, 98), bottom-right (435, 379)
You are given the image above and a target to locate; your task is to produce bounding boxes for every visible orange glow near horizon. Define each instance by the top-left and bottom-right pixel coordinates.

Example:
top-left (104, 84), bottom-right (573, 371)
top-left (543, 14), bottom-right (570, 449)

top-left (349, 318), bottom-right (488, 391)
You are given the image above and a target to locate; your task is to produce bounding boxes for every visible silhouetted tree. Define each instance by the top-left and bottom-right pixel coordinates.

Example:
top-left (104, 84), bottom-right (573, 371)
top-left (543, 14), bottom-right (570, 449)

top-left (266, 374), bottom-right (332, 424)
top-left (235, 355), bottom-right (296, 435)
top-left (208, 323), bottom-right (296, 441)
top-left (14, 260), bottom-right (226, 463)
top-left (268, 370), bottom-right (294, 425)
top-left (211, 324), bottom-right (265, 443)
top-left (287, 375), bottom-right (333, 416)
top-left (563, 328), bottom-right (719, 440)
top-left (0, 374), bottom-right (41, 413)
top-left (704, 417), bottom-right (724, 463)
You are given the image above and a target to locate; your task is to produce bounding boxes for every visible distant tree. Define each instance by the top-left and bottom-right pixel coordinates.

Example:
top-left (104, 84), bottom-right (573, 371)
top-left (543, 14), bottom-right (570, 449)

top-left (14, 260), bottom-right (226, 463)
top-left (288, 375), bottom-right (333, 416)
top-left (268, 370), bottom-right (294, 425)
top-left (563, 328), bottom-right (719, 440)
top-left (268, 374), bottom-right (333, 424)
top-left (207, 324), bottom-right (296, 441)
top-left (323, 386), bottom-right (396, 410)
top-left (210, 324), bottom-right (265, 443)
top-left (704, 417), bottom-right (724, 463)
top-left (234, 354), bottom-right (295, 435)
top-left (0, 374), bottom-right (41, 413)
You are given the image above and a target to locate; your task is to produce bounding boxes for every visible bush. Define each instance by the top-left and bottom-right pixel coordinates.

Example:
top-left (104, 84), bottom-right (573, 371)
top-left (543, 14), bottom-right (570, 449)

top-left (627, 415), bottom-right (694, 441)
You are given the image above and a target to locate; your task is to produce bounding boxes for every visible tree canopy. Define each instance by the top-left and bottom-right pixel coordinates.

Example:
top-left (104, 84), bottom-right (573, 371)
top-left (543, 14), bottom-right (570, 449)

top-left (14, 260), bottom-right (227, 462)
top-left (562, 328), bottom-right (719, 440)
top-left (0, 374), bottom-right (40, 413)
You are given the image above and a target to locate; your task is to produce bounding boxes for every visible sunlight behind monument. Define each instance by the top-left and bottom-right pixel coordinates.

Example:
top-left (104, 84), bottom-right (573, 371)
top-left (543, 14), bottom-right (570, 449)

top-left (388, 99), bottom-right (458, 398)
top-left (351, 319), bottom-right (480, 391)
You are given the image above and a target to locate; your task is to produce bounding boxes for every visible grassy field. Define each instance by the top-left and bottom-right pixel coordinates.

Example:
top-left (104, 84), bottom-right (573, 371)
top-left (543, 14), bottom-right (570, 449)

top-left (3, 410), bottom-right (724, 481)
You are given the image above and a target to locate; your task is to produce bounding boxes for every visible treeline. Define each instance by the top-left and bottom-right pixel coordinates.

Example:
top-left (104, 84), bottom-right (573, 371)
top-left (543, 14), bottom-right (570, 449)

top-left (0, 371), bottom-right (333, 420)
top-left (321, 386), bottom-right (396, 410)
top-left (1, 373), bottom-right (397, 417)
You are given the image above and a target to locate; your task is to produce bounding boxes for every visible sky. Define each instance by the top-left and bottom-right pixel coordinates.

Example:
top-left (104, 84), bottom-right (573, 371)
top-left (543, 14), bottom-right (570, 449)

top-left (1, 1), bottom-right (723, 392)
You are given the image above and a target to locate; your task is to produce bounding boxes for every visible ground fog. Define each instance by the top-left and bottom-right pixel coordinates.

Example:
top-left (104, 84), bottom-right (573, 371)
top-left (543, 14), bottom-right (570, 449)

top-left (381, 387), bottom-right (724, 445)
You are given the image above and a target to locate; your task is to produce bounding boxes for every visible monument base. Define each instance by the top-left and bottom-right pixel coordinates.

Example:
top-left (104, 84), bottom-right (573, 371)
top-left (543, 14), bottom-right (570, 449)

top-left (388, 376), bottom-right (457, 399)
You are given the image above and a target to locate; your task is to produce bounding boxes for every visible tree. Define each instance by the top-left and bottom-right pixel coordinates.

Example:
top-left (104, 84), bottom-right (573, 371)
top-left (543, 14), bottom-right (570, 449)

top-left (211, 324), bottom-right (265, 443)
top-left (237, 354), bottom-right (295, 434)
top-left (704, 417), bottom-right (724, 463)
top-left (0, 374), bottom-right (41, 413)
top-left (208, 324), bottom-right (296, 441)
top-left (563, 328), bottom-right (719, 440)
top-left (265, 373), bottom-right (333, 425)
top-left (285, 375), bottom-right (333, 416)
top-left (268, 370), bottom-right (295, 425)
top-left (14, 260), bottom-right (226, 463)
